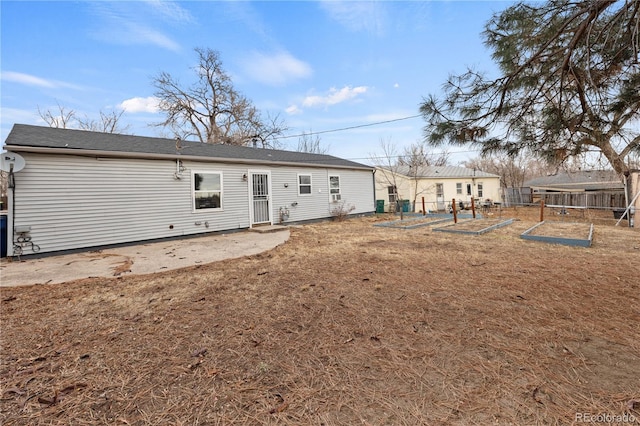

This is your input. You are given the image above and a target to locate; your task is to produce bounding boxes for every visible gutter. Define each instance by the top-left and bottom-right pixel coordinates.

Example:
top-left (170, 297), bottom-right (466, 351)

top-left (4, 145), bottom-right (374, 172)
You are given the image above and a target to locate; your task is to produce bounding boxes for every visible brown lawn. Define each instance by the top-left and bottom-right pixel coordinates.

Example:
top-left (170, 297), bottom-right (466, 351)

top-left (1, 208), bottom-right (639, 425)
top-left (527, 222), bottom-right (593, 239)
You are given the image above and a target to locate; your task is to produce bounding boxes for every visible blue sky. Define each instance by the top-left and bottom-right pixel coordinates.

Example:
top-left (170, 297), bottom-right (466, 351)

top-left (1, 1), bottom-right (512, 164)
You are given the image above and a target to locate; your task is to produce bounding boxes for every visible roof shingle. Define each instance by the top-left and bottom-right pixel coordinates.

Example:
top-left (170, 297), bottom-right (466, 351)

top-left (4, 124), bottom-right (372, 170)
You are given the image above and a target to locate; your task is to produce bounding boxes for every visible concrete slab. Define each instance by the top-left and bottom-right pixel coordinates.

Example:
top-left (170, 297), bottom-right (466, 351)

top-left (0, 229), bottom-right (290, 287)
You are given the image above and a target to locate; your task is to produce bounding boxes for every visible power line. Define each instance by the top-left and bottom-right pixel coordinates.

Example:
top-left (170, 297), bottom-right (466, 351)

top-left (276, 114), bottom-right (422, 140)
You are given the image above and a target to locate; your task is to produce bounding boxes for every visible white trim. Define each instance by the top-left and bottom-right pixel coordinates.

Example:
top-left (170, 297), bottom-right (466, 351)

top-left (297, 173), bottom-right (312, 196)
top-left (329, 174), bottom-right (341, 203)
top-left (191, 170), bottom-right (224, 213)
top-left (248, 170), bottom-right (273, 227)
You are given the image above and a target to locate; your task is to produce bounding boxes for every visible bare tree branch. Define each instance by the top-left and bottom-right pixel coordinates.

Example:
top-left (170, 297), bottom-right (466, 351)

top-left (153, 48), bottom-right (287, 147)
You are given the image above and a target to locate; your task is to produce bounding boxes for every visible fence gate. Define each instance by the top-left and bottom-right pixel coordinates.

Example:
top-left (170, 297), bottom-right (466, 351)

top-left (250, 172), bottom-right (271, 225)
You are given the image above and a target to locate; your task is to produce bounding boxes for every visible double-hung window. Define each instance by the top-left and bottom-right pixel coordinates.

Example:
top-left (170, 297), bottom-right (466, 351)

top-left (388, 186), bottom-right (398, 203)
top-left (298, 174), bottom-right (312, 195)
top-left (329, 175), bottom-right (341, 202)
top-left (193, 172), bottom-right (223, 210)
top-left (456, 183), bottom-right (462, 195)
top-left (478, 183), bottom-right (484, 198)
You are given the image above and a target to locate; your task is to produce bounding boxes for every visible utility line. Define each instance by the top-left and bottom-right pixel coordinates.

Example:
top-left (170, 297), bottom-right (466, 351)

top-left (275, 114), bottom-right (422, 140)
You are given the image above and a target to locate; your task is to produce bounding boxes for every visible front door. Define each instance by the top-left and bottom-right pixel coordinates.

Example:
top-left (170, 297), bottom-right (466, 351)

top-left (250, 171), bottom-right (272, 226)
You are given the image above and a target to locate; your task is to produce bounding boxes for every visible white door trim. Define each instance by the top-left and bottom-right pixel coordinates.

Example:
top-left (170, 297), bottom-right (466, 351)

top-left (248, 170), bottom-right (273, 227)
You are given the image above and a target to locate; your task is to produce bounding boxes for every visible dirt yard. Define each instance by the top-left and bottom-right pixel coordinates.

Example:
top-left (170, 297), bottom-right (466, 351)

top-left (1, 208), bottom-right (639, 425)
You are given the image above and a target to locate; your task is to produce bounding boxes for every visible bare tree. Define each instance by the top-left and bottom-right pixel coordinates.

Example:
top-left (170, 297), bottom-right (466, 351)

top-left (371, 139), bottom-right (405, 218)
top-left (38, 103), bottom-right (129, 134)
top-left (296, 130), bottom-right (328, 154)
top-left (372, 140), bottom-right (444, 217)
top-left (77, 109), bottom-right (130, 134)
top-left (153, 47), bottom-right (286, 147)
top-left (38, 102), bottom-right (76, 129)
top-left (398, 141), bottom-right (449, 168)
top-left (398, 142), bottom-right (444, 212)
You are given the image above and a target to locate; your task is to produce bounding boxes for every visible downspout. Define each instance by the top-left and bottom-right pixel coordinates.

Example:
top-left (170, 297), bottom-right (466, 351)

top-left (372, 169), bottom-right (377, 212)
top-left (8, 168), bottom-right (15, 257)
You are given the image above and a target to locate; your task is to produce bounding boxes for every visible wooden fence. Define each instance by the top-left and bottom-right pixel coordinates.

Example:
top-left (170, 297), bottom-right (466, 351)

top-left (504, 188), bottom-right (626, 208)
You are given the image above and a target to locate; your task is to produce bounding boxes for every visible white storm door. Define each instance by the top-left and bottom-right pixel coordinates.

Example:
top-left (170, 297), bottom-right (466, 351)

top-left (250, 171), bottom-right (272, 225)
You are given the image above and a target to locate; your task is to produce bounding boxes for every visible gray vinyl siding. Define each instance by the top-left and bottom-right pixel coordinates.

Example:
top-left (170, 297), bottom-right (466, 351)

top-left (270, 167), bottom-right (374, 224)
top-left (13, 153), bottom-right (251, 254)
top-left (11, 153), bottom-right (374, 255)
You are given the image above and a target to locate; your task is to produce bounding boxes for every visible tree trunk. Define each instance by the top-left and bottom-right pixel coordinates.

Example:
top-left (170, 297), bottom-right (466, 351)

top-left (599, 140), bottom-right (630, 177)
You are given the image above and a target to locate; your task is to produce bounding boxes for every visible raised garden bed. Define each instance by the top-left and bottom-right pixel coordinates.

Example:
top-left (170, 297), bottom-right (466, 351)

top-left (521, 221), bottom-right (594, 247)
top-left (374, 215), bottom-right (452, 229)
top-left (433, 218), bottom-right (515, 235)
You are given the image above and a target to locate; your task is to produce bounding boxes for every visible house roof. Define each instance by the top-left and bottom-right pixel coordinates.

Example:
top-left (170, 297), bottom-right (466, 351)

top-left (524, 170), bottom-right (623, 191)
top-left (3, 124), bottom-right (372, 170)
top-left (381, 165), bottom-right (500, 179)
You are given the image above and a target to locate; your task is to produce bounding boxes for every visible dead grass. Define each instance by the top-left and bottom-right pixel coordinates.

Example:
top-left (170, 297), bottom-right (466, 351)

top-left (436, 218), bottom-right (510, 232)
top-left (527, 222), bottom-right (593, 239)
top-left (1, 208), bottom-right (639, 425)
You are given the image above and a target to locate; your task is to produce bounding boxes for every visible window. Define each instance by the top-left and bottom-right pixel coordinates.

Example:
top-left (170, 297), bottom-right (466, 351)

top-left (298, 174), bottom-right (312, 195)
top-left (193, 172), bottom-right (222, 210)
top-left (466, 184), bottom-right (472, 196)
top-left (456, 183), bottom-right (462, 195)
top-left (478, 183), bottom-right (484, 198)
top-left (329, 175), bottom-right (341, 202)
top-left (388, 185), bottom-right (398, 203)
top-left (436, 183), bottom-right (444, 198)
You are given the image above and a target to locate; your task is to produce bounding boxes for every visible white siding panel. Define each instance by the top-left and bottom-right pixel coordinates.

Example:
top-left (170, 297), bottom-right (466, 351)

top-left (327, 169), bottom-right (375, 215)
top-left (13, 154), bottom-right (251, 254)
top-left (270, 167), bottom-right (374, 224)
top-left (11, 153), bottom-right (374, 254)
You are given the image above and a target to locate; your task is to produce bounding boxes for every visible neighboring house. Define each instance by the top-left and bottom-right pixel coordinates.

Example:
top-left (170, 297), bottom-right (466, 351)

top-left (375, 165), bottom-right (501, 213)
top-left (2, 124), bottom-right (375, 256)
top-left (524, 170), bottom-right (626, 208)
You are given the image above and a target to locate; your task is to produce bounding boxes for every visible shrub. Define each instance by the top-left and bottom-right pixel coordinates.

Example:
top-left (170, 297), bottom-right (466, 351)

top-left (330, 201), bottom-right (356, 221)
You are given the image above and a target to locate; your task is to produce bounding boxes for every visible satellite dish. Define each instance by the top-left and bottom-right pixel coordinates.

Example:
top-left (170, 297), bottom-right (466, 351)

top-left (0, 152), bottom-right (26, 173)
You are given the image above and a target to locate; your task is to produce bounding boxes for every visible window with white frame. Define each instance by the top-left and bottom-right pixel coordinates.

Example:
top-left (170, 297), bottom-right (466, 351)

top-left (388, 185), bottom-right (398, 203)
top-left (456, 183), bottom-right (462, 195)
top-left (298, 174), bottom-right (312, 195)
top-left (193, 172), bottom-right (222, 210)
top-left (329, 175), bottom-right (341, 202)
top-left (478, 183), bottom-right (484, 198)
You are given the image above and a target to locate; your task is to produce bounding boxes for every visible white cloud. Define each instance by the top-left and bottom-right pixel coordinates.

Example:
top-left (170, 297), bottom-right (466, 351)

top-left (1, 71), bottom-right (82, 90)
top-left (108, 20), bottom-right (180, 52)
top-left (2, 71), bottom-right (55, 88)
top-left (144, 0), bottom-right (194, 24)
top-left (394, 83), bottom-right (400, 88)
top-left (319, 1), bottom-right (386, 36)
top-left (119, 96), bottom-right (160, 113)
top-left (302, 86), bottom-right (368, 108)
top-left (89, 3), bottom-right (182, 52)
top-left (241, 51), bottom-right (312, 86)
top-left (285, 105), bottom-right (303, 115)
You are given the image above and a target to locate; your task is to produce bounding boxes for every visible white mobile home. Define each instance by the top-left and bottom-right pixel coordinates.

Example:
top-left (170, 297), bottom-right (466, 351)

top-left (2, 124), bottom-right (375, 256)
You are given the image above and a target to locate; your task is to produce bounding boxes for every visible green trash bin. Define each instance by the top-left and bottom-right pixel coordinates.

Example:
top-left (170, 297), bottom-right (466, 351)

top-left (376, 200), bottom-right (385, 213)
top-left (402, 200), bottom-right (411, 212)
